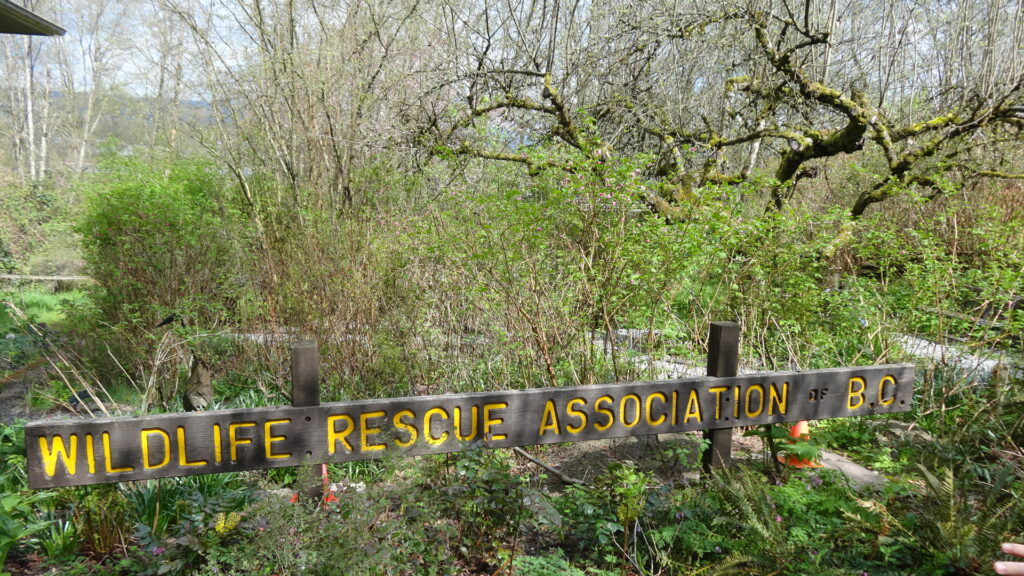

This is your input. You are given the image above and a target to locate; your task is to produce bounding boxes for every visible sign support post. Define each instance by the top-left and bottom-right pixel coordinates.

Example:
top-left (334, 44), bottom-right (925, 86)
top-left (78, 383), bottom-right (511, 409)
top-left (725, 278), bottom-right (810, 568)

top-left (702, 321), bottom-right (739, 472)
top-left (290, 341), bottom-right (322, 500)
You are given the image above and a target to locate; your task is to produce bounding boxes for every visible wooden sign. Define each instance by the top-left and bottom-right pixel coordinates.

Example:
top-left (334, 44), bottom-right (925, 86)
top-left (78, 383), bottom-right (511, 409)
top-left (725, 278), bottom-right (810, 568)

top-left (25, 363), bottom-right (913, 488)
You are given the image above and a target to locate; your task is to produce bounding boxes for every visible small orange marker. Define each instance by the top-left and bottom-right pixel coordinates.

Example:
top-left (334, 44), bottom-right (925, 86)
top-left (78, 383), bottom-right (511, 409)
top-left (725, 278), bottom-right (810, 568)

top-left (290, 463), bottom-right (340, 507)
top-left (780, 420), bottom-right (822, 468)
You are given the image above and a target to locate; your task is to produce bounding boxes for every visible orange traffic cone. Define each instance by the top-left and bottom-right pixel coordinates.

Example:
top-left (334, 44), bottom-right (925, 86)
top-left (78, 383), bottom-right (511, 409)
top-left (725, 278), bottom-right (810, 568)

top-left (780, 420), bottom-right (822, 468)
top-left (321, 464), bottom-right (339, 508)
top-left (290, 463), bottom-right (339, 507)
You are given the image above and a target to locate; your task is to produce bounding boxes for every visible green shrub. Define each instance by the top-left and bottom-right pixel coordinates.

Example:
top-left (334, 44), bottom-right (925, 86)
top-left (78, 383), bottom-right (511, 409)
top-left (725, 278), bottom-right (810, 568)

top-left (0, 491), bottom-right (53, 569)
top-left (443, 447), bottom-right (536, 566)
top-left (0, 182), bottom-right (78, 275)
top-left (72, 485), bottom-right (131, 558)
top-left (75, 149), bottom-right (247, 386)
top-left (197, 485), bottom-right (458, 576)
top-left (78, 151), bottom-right (242, 327)
top-left (0, 422), bottom-right (55, 568)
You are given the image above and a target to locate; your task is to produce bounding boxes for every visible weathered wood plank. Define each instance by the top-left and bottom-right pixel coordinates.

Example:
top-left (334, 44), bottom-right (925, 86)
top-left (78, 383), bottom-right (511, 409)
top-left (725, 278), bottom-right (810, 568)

top-left (703, 321), bottom-right (740, 471)
top-left (290, 341), bottom-right (320, 408)
top-left (290, 341), bottom-right (323, 499)
top-left (25, 364), bottom-right (914, 488)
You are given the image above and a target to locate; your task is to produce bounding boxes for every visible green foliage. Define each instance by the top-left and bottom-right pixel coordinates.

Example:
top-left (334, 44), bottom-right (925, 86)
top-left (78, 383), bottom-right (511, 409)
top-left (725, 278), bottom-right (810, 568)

top-left (196, 485), bottom-right (458, 576)
top-left (818, 415), bottom-right (907, 473)
top-left (554, 481), bottom-right (620, 564)
top-left (842, 466), bottom-right (1023, 576)
top-left (72, 485), bottom-right (131, 558)
top-left (906, 465), bottom-right (1020, 574)
top-left (913, 368), bottom-right (1024, 479)
top-left (1, 289), bottom-right (86, 381)
top-left (110, 475), bottom-right (245, 574)
top-left (512, 550), bottom-right (619, 576)
top-left (0, 238), bottom-right (16, 274)
top-left (0, 422), bottom-right (27, 493)
top-left (671, 201), bottom-right (895, 369)
top-left (0, 491), bottom-right (53, 569)
top-left (0, 182), bottom-right (79, 275)
top-left (443, 447), bottom-right (538, 565)
top-left (513, 550), bottom-right (588, 575)
top-left (685, 468), bottom-right (880, 576)
top-left (1, 288), bottom-right (84, 332)
top-left (125, 474), bottom-right (250, 543)
top-left (75, 149), bottom-right (245, 381)
top-left (847, 196), bottom-right (1023, 349)
top-left (38, 516), bottom-right (78, 561)
top-left (264, 211), bottom-right (425, 401)
top-left (552, 462), bottom-right (653, 570)
top-left (420, 151), bottom-right (693, 390)
top-left (0, 422), bottom-right (56, 569)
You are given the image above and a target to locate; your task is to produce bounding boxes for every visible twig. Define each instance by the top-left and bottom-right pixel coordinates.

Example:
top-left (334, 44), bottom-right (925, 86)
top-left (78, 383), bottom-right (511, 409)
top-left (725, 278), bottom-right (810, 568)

top-left (511, 446), bottom-right (585, 485)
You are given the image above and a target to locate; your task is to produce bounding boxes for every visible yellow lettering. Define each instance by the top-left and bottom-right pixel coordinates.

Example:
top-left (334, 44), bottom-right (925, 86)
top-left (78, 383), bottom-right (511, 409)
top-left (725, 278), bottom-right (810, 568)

top-left (768, 382), bottom-right (788, 415)
top-left (102, 432), bottom-right (134, 473)
top-left (594, 395), bottom-right (614, 431)
top-left (38, 434), bottom-right (77, 477)
top-left (454, 406), bottom-right (479, 441)
top-left (745, 384), bottom-right (765, 418)
top-left (358, 412), bottom-right (385, 453)
top-left (645, 392), bottom-right (667, 426)
top-left (671, 391), bottom-right (678, 426)
top-left (176, 427), bottom-right (208, 467)
top-left (228, 422), bottom-right (255, 462)
top-left (848, 377), bottom-right (866, 410)
top-left (684, 389), bottom-right (703, 423)
top-left (393, 410), bottom-right (418, 447)
top-left (620, 395), bottom-right (641, 428)
top-left (85, 434), bottom-right (96, 474)
top-left (483, 403), bottom-right (507, 441)
top-left (264, 419), bottom-right (292, 459)
top-left (878, 376), bottom-right (896, 406)
top-left (733, 386), bottom-right (740, 418)
top-left (213, 424), bottom-right (222, 463)
top-left (141, 428), bottom-right (170, 470)
top-left (538, 400), bottom-right (561, 436)
top-left (327, 414), bottom-right (355, 454)
top-left (708, 387), bottom-right (728, 420)
top-left (424, 407), bottom-right (449, 445)
top-left (566, 398), bottom-right (588, 434)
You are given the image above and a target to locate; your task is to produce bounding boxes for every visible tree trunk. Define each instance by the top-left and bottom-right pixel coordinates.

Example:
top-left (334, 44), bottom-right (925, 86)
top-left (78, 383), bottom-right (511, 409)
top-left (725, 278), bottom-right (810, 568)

top-left (23, 37), bottom-right (36, 181)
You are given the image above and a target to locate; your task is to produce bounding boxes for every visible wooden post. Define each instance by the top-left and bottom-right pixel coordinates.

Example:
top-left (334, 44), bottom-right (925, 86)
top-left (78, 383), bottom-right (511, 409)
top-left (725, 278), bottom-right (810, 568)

top-left (291, 341), bottom-right (320, 408)
top-left (702, 321), bottom-right (739, 472)
top-left (291, 341), bottom-right (323, 499)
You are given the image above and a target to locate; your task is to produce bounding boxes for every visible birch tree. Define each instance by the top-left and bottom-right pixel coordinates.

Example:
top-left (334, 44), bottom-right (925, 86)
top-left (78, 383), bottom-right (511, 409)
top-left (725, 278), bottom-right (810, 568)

top-left (52, 0), bottom-right (131, 176)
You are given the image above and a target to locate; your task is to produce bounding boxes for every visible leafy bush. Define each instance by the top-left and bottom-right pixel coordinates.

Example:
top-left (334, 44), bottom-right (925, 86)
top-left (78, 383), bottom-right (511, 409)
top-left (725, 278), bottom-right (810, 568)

top-left (74, 149), bottom-right (248, 390)
top-left (78, 151), bottom-right (241, 327)
top-left (0, 422), bottom-right (51, 568)
top-left (442, 447), bottom-right (541, 567)
top-left (0, 491), bottom-right (53, 569)
top-left (0, 182), bottom-right (79, 275)
top-left (196, 483), bottom-right (458, 576)
top-left (418, 151), bottom-right (693, 390)
top-left (72, 485), bottom-right (131, 558)
top-left (513, 550), bottom-right (618, 576)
